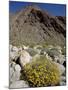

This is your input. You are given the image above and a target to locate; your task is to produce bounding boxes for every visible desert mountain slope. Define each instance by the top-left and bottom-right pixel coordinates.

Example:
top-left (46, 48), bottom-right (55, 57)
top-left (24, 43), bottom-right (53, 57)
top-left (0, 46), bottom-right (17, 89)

top-left (9, 5), bottom-right (66, 46)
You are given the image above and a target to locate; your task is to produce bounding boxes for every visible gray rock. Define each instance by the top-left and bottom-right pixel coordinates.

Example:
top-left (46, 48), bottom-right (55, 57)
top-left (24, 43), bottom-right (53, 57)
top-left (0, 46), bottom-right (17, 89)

top-left (10, 64), bottom-right (21, 82)
top-left (54, 46), bottom-right (62, 54)
top-left (9, 67), bottom-right (14, 83)
top-left (10, 50), bottom-right (19, 61)
top-left (11, 71), bottom-right (21, 82)
top-left (12, 46), bottom-right (19, 52)
top-left (47, 49), bottom-right (60, 58)
top-left (54, 55), bottom-right (59, 62)
top-left (9, 61), bottom-right (16, 68)
top-left (56, 63), bottom-right (65, 75)
top-left (9, 45), bottom-right (20, 61)
top-left (10, 80), bottom-right (29, 88)
top-left (26, 48), bottom-right (40, 56)
top-left (60, 76), bottom-right (66, 81)
top-left (14, 64), bottom-right (21, 72)
top-left (58, 55), bottom-right (65, 64)
top-left (54, 55), bottom-right (65, 64)
top-left (59, 81), bottom-right (66, 86)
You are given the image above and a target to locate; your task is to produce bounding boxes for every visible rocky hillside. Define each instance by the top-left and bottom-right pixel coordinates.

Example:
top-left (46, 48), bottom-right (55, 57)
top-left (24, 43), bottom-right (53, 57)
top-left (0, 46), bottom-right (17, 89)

top-left (9, 5), bottom-right (66, 46)
top-left (9, 44), bottom-right (66, 88)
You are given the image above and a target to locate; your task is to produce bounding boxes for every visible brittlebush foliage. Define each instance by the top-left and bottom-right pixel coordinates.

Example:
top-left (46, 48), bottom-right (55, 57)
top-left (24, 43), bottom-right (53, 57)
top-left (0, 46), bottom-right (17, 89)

top-left (21, 55), bottom-right (61, 87)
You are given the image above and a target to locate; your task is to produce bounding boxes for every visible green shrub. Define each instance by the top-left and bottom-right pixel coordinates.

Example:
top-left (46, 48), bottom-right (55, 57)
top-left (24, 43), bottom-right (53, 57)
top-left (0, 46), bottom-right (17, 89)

top-left (26, 49), bottom-right (38, 56)
top-left (21, 56), bottom-right (61, 87)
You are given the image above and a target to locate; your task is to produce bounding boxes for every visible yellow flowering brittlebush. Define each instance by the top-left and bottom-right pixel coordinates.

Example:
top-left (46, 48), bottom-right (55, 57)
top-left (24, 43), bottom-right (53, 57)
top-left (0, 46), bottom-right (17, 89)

top-left (21, 55), bottom-right (61, 87)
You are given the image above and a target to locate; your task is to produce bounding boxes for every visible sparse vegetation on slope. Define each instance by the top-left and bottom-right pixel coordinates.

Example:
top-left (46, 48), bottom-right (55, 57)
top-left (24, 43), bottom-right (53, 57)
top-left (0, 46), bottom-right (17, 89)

top-left (10, 5), bottom-right (66, 47)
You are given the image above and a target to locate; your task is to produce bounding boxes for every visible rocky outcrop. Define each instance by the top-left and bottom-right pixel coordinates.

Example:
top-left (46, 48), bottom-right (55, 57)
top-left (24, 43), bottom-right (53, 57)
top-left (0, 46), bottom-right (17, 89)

top-left (9, 44), bottom-right (66, 88)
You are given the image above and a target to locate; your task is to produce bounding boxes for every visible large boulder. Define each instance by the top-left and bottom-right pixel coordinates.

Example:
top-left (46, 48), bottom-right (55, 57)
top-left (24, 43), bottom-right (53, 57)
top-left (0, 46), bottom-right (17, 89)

top-left (9, 64), bottom-right (21, 83)
top-left (55, 63), bottom-right (65, 75)
top-left (19, 50), bottom-right (32, 67)
top-left (9, 61), bottom-right (16, 83)
top-left (10, 80), bottom-right (29, 88)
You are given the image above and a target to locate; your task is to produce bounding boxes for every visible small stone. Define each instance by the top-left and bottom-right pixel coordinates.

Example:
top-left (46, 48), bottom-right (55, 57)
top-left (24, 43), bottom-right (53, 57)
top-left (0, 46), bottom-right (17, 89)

top-left (60, 76), bottom-right (66, 81)
top-left (53, 55), bottom-right (65, 64)
top-left (60, 81), bottom-right (66, 86)
top-left (14, 64), bottom-right (21, 72)
top-left (45, 53), bottom-right (52, 61)
top-left (10, 61), bottom-right (16, 68)
top-left (54, 55), bottom-right (59, 62)
top-left (12, 46), bottom-right (19, 52)
top-left (22, 45), bottom-right (29, 50)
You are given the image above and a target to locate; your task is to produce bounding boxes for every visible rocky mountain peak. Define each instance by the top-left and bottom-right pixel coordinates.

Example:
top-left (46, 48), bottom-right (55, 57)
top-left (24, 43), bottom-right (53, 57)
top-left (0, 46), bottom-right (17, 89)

top-left (10, 5), bottom-right (66, 46)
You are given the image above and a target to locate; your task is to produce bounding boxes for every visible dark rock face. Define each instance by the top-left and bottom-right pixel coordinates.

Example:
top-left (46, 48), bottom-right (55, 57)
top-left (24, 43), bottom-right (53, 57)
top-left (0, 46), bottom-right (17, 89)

top-left (9, 5), bottom-right (66, 46)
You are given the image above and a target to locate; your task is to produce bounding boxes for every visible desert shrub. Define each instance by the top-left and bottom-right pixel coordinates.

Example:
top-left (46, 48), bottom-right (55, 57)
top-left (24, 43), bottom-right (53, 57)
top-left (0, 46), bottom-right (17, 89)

top-left (26, 48), bottom-right (38, 56)
top-left (36, 46), bottom-right (42, 50)
top-left (47, 48), bottom-right (60, 58)
top-left (21, 55), bottom-right (61, 87)
top-left (29, 44), bottom-right (35, 48)
top-left (41, 42), bottom-right (49, 48)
